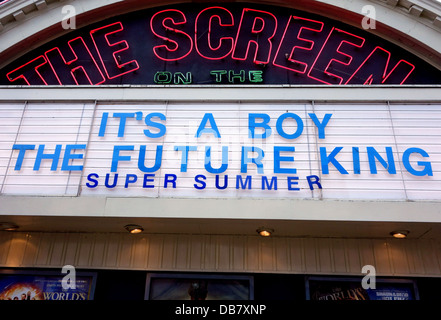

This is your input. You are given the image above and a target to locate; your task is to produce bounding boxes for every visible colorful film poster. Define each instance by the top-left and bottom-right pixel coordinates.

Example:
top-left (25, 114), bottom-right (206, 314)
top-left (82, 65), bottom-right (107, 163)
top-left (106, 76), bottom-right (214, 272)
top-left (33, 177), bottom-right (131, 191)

top-left (0, 271), bottom-right (96, 300)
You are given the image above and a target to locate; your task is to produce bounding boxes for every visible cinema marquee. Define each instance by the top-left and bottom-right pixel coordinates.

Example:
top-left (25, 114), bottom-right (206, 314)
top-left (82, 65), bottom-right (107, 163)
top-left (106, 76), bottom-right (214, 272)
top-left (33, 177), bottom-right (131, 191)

top-left (2, 3), bottom-right (441, 86)
top-left (0, 0), bottom-right (440, 303)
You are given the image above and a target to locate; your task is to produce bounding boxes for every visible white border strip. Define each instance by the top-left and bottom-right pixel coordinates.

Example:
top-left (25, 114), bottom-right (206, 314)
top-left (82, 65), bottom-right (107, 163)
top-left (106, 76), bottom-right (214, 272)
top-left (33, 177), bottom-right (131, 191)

top-left (0, 85), bottom-right (440, 102)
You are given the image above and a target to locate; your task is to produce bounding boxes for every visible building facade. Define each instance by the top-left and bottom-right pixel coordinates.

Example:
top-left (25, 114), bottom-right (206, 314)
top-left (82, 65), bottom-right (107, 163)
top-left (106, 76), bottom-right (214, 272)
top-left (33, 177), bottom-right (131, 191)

top-left (0, 0), bottom-right (440, 301)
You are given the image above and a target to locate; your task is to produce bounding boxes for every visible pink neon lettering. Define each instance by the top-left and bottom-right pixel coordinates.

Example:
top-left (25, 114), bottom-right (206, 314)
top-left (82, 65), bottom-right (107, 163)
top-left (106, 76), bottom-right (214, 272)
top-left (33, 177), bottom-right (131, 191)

top-left (4, 6), bottom-right (419, 86)
top-left (232, 8), bottom-right (277, 64)
top-left (307, 28), bottom-right (365, 84)
top-left (346, 46), bottom-right (415, 84)
top-left (6, 56), bottom-right (49, 85)
top-left (273, 16), bottom-right (324, 74)
top-left (45, 37), bottom-right (105, 85)
top-left (90, 22), bottom-right (140, 79)
top-left (150, 9), bottom-right (194, 61)
top-left (195, 6), bottom-right (235, 60)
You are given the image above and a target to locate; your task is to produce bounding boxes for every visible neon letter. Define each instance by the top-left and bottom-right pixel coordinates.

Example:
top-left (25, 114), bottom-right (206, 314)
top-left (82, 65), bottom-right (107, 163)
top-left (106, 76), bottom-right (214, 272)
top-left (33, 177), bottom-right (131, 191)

top-left (308, 28), bottom-right (365, 84)
top-left (6, 56), bottom-right (49, 85)
top-left (273, 16), bottom-right (324, 74)
top-left (45, 37), bottom-right (106, 85)
top-left (90, 22), bottom-right (139, 79)
top-left (232, 8), bottom-right (277, 64)
top-left (154, 71), bottom-right (172, 84)
top-left (195, 7), bottom-right (234, 60)
top-left (210, 70), bottom-right (227, 82)
top-left (345, 47), bottom-right (415, 85)
top-left (150, 9), bottom-right (193, 61)
top-left (228, 70), bottom-right (245, 83)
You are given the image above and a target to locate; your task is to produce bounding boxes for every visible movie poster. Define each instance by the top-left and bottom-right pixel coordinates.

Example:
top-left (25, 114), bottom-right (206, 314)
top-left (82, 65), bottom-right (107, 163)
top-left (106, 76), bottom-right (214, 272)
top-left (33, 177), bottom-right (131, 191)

top-left (307, 277), bottom-right (418, 301)
top-left (146, 274), bottom-right (254, 300)
top-left (0, 272), bottom-right (96, 300)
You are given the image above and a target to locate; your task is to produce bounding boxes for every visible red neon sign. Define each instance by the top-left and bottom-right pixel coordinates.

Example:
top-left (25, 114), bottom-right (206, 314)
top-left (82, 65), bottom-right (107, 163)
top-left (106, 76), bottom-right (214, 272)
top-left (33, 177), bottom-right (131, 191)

top-left (195, 7), bottom-right (235, 60)
top-left (345, 46), bottom-right (415, 84)
top-left (90, 22), bottom-right (140, 79)
top-left (45, 37), bottom-right (106, 85)
top-left (150, 9), bottom-right (194, 61)
top-left (231, 8), bottom-right (277, 65)
top-left (273, 16), bottom-right (324, 74)
top-left (307, 28), bottom-right (365, 84)
top-left (4, 5), bottom-right (420, 85)
top-left (6, 56), bottom-right (49, 85)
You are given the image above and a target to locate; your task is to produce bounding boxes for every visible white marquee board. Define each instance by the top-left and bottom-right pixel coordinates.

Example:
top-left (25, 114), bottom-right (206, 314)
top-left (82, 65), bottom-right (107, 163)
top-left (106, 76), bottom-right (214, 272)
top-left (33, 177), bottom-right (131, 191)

top-left (0, 101), bottom-right (439, 200)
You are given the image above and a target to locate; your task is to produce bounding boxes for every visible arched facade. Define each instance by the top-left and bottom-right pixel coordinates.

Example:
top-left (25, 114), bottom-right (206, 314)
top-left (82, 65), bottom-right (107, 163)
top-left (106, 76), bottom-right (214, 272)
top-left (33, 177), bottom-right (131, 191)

top-left (0, 0), bottom-right (440, 301)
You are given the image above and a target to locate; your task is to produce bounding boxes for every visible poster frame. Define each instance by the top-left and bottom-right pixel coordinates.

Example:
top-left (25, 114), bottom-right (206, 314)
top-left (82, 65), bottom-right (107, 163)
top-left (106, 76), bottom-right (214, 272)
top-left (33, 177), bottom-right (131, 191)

top-left (0, 268), bottom-right (98, 300)
top-left (305, 275), bottom-right (420, 301)
top-left (144, 272), bottom-right (254, 300)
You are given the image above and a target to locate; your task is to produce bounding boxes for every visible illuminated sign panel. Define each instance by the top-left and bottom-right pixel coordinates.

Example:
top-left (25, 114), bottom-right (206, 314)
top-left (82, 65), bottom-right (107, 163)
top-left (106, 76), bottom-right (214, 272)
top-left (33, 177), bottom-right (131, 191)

top-left (0, 102), bottom-right (439, 200)
top-left (1, 3), bottom-right (441, 85)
